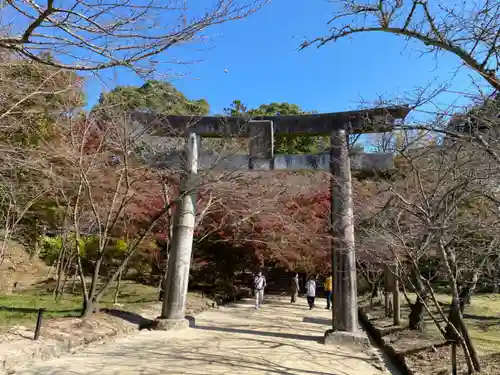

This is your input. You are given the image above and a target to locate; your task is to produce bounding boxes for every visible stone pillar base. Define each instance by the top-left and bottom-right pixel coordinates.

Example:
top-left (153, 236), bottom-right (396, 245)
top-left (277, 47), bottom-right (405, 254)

top-left (153, 318), bottom-right (189, 331)
top-left (323, 329), bottom-right (370, 349)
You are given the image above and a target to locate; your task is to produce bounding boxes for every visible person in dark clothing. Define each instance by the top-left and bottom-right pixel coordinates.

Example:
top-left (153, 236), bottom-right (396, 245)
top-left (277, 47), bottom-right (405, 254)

top-left (290, 273), bottom-right (300, 303)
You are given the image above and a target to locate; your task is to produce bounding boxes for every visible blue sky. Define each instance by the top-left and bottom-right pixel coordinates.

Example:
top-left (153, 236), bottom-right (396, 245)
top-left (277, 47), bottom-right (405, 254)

top-left (83, 0), bottom-right (480, 121)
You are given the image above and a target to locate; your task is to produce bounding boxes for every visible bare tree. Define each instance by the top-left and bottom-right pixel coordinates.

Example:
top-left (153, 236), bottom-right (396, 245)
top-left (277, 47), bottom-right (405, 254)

top-left (1, 0), bottom-right (268, 71)
top-left (0, 173), bottom-right (46, 264)
top-left (0, 53), bottom-right (80, 265)
top-left (301, 0), bottom-right (500, 91)
top-left (364, 139), bottom-right (500, 372)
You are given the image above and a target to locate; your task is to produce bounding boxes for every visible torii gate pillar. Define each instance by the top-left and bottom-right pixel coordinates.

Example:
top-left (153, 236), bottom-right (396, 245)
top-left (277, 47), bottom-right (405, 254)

top-left (329, 129), bottom-right (359, 336)
top-left (155, 133), bottom-right (198, 330)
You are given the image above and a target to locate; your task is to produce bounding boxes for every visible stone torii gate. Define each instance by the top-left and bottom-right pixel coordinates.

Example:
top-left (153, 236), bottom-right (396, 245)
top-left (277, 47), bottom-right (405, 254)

top-left (131, 105), bottom-right (410, 340)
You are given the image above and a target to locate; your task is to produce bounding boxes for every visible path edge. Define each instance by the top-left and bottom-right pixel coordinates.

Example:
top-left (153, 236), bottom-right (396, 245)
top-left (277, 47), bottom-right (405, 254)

top-left (358, 307), bottom-right (414, 375)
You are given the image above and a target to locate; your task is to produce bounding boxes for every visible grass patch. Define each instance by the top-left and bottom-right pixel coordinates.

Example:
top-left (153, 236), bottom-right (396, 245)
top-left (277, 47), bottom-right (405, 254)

top-left (401, 293), bottom-right (500, 354)
top-left (444, 294), bottom-right (500, 355)
top-left (0, 280), bottom-right (160, 331)
top-left (401, 293), bottom-right (500, 355)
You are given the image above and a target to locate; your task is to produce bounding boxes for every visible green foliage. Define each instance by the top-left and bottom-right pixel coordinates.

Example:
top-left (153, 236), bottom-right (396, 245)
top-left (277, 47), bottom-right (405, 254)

top-left (93, 80), bottom-right (210, 118)
top-left (37, 232), bottom-right (156, 279)
top-left (38, 234), bottom-right (93, 265)
top-left (115, 239), bottom-right (128, 252)
top-left (224, 100), bottom-right (328, 154)
top-left (39, 236), bottom-right (63, 265)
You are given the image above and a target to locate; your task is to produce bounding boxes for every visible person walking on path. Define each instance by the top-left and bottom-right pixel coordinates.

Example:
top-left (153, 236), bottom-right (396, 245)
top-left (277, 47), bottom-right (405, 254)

top-left (253, 271), bottom-right (266, 309)
top-left (290, 273), bottom-right (300, 303)
top-left (305, 276), bottom-right (316, 310)
top-left (324, 275), bottom-right (333, 310)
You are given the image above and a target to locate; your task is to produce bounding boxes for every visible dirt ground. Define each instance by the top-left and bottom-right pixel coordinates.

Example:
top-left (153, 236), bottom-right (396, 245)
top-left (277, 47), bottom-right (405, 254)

top-left (0, 240), bottom-right (50, 294)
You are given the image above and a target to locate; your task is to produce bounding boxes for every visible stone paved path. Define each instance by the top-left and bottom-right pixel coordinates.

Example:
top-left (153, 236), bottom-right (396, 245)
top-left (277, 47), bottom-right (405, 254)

top-left (17, 297), bottom-right (386, 375)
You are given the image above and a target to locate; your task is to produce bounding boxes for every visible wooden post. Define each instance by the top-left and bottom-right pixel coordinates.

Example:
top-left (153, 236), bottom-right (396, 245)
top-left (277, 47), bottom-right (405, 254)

top-left (392, 263), bottom-right (401, 326)
top-left (34, 308), bottom-right (44, 340)
top-left (159, 133), bottom-right (198, 324)
top-left (330, 129), bottom-right (358, 333)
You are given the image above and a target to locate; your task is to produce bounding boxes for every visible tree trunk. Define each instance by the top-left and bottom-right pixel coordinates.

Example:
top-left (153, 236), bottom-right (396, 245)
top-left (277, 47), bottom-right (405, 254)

top-left (392, 263), bottom-right (401, 326)
top-left (158, 275), bottom-right (164, 301)
top-left (88, 254), bottom-right (104, 305)
top-left (407, 262), bottom-right (429, 330)
top-left (458, 269), bottom-right (480, 313)
top-left (113, 270), bottom-right (122, 304)
top-left (30, 239), bottom-right (41, 261)
top-left (53, 247), bottom-right (65, 299)
top-left (158, 251), bottom-right (169, 301)
top-left (82, 297), bottom-right (96, 319)
top-left (445, 302), bottom-right (481, 372)
top-left (76, 250), bottom-right (90, 317)
top-left (81, 252), bottom-right (105, 316)
top-left (451, 342), bottom-right (458, 375)
top-left (493, 276), bottom-right (499, 294)
top-left (459, 286), bottom-right (474, 313)
top-left (446, 303), bottom-right (461, 340)
top-left (437, 240), bottom-right (480, 372)
top-left (54, 261), bottom-right (66, 300)
top-left (458, 312), bottom-right (481, 372)
top-left (58, 267), bottom-right (70, 301)
top-left (0, 229), bottom-right (11, 266)
top-left (71, 268), bottom-right (78, 294)
top-left (384, 267), bottom-right (393, 317)
top-left (409, 296), bottom-right (426, 330)
top-left (58, 254), bottom-right (75, 301)
top-left (369, 275), bottom-right (382, 309)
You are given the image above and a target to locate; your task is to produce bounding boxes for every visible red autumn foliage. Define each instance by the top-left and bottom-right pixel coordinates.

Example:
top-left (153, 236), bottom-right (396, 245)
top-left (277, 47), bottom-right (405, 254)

top-left (256, 189), bottom-right (332, 273)
top-left (191, 173), bottom-right (388, 276)
top-left (191, 173), bottom-right (333, 274)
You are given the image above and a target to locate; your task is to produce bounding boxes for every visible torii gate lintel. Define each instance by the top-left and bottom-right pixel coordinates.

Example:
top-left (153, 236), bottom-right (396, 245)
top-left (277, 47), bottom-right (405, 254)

top-left (130, 105), bottom-right (410, 137)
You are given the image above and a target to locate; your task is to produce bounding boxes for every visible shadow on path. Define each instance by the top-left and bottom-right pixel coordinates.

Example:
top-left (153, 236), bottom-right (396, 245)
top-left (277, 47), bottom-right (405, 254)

top-left (302, 317), bottom-right (331, 326)
top-left (463, 313), bottom-right (500, 321)
top-left (194, 324), bottom-right (323, 344)
top-left (102, 308), bottom-right (153, 328)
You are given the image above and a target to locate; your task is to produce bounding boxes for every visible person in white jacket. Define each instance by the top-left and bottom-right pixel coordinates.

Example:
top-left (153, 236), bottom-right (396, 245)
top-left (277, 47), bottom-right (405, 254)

top-left (253, 271), bottom-right (266, 309)
top-left (305, 275), bottom-right (316, 310)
